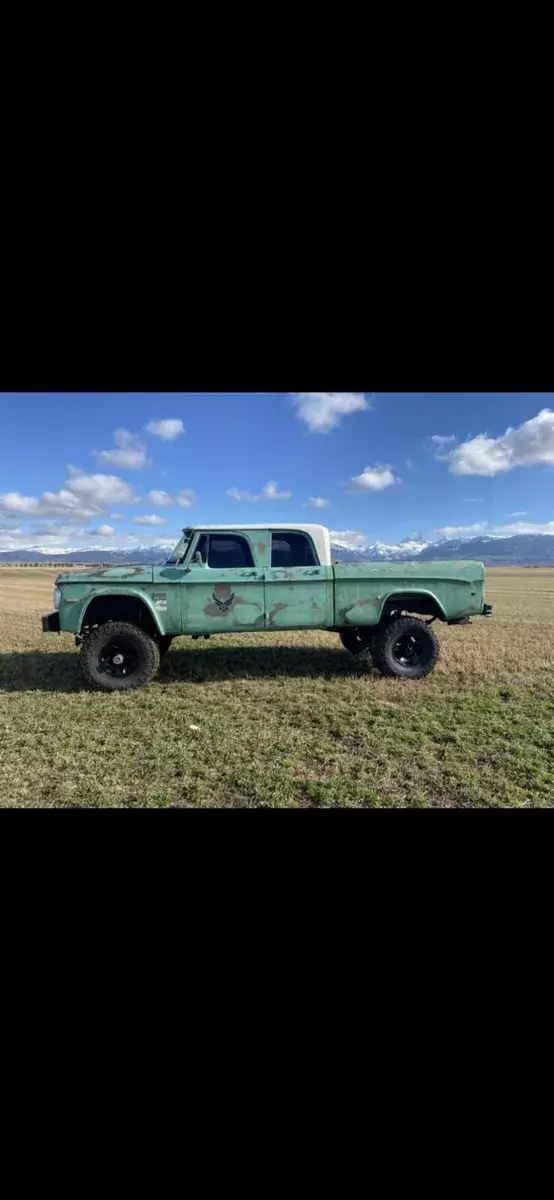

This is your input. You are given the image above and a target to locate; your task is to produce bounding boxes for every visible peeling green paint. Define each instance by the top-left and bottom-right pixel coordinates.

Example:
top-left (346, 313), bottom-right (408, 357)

top-left (333, 561), bottom-right (484, 625)
top-left (49, 540), bottom-right (488, 640)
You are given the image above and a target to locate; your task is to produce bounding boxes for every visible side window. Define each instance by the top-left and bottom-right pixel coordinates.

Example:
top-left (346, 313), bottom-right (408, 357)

top-left (271, 532), bottom-right (318, 568)
top-left (194, 534), bottom-right (208, 563)
top-left (204, 534), bottom-right (254, 569)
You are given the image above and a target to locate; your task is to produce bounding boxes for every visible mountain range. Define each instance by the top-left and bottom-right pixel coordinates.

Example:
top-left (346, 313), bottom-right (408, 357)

top-left (1, 532), bottom-right (554, 566)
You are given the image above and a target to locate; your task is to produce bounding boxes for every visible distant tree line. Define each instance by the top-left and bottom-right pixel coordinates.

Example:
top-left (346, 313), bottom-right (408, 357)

top-left (13, 561), bottom-right (111, 568)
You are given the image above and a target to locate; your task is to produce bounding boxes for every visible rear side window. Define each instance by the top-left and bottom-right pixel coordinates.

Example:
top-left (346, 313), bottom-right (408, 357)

top-left (194, 534), bottom-right (254, 569)
top-left (271, 532), bottom-right (318, 568)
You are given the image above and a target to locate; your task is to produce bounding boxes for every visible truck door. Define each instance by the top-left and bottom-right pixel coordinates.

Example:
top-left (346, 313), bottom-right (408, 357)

top-left (264, 530), bottom-right (332, 629)
top-left (182, 532), bottom-right (265, 634)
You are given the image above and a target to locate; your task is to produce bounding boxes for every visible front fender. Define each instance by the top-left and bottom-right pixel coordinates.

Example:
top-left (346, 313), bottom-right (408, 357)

top-left (69, 587), bottom-right (166, 635)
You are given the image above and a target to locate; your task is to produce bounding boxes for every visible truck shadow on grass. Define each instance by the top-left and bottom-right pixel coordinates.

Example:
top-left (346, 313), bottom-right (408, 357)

top-left (0, 645), bottom-right (371, 693)
top-left (161, 645), bottom-right (369, 684)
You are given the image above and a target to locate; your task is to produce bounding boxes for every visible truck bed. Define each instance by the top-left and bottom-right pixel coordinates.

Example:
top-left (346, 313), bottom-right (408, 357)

top-left (332, 560), bottom-right (485, 626)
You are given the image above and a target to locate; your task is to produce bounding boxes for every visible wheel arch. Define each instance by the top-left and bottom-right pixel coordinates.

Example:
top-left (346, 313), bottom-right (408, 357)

top-left (78, 589), bottom-right (164, 637)
top-left (380, 590), bottom-right (447, 622)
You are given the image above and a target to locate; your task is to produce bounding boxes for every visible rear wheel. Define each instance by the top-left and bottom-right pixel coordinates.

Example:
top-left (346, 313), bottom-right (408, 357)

top-left (339, 629), bottom-right (376, 667)
top-left (81, 620), bottom-right (161, 692)
top-left (372, 616), bottom-right (439, 679)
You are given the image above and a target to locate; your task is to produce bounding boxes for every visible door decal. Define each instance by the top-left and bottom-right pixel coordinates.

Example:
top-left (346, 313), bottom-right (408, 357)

top-left (203, 583), bottom-right (263, 621)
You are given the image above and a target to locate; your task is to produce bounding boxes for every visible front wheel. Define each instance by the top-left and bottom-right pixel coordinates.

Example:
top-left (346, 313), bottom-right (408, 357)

top-left (81, 621), bottom-right (161, 692)
top-left (372, 616), bottom-right (439, 679)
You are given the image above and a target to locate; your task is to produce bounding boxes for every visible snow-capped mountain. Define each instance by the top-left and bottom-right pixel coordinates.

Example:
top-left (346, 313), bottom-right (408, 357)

top-left (0, 543), bottom-right (175, 564)
top-left (1, 533), bottom-right (554, 566)
top-left (332, 537), bottom-right (430, 561)
top-left (331, 532), bottom-right (554, 566)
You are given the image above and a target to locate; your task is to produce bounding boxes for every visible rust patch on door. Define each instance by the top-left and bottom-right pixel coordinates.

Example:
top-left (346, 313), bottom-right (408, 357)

top-left (338, 596), bottom-right (381, 625)
top-left (255, 541), bottom-right (266, 555)
top-left (268, 602), bottom-right (287, 625)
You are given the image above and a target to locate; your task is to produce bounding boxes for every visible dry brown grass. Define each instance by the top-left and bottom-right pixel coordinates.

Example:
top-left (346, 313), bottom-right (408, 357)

top-left (1, 566), bottom-right (553, 807)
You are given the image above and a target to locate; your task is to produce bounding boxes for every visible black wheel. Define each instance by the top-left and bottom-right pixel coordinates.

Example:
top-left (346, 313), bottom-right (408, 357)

top-left (158, 636), bottom-right (173, 657)
top-left (81, 620), bottom-right (161, 692)
top-left (339, 629), bottom-right (376, 667)
top-left (372, 616), bottom-right (439, 679)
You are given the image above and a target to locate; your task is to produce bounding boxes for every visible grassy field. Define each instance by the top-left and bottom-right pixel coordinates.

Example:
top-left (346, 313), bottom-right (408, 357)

top-left (1, 565), bottom-right (553, 808)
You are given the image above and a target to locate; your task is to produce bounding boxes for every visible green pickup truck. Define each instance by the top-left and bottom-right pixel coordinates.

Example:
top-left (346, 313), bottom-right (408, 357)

top-left (42, 523), bottom-right (492, 691)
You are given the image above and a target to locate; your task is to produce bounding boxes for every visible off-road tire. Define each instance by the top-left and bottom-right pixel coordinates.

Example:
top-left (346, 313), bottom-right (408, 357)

top-left (157, 636), bottom-right (173, 657)
top-left (340, 629), bottom-right (376, 667)
top-left (372, 616), bottom-right (439, 679)
top-left (81, 620), bottom-right (161, 692)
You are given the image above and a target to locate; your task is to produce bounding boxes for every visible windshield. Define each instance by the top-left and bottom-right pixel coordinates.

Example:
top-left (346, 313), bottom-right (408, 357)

top-left (166, 531), bottom-right (192, 565)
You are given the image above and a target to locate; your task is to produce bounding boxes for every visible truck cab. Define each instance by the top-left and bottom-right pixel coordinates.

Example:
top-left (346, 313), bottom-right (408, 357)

top-left (167, 524), bottom-right (334, 632)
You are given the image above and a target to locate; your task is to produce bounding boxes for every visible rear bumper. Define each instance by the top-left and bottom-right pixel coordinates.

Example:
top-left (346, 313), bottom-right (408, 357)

top-left (42, 611), bottom-right (60, 633)
top-left (482, 603), bottom-right (493, 617)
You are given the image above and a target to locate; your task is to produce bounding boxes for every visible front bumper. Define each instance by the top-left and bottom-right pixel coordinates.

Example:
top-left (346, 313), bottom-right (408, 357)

top-left (42, 611), bottom-right (60, 633)
top-left (482, 603), bottom-right (493, 617)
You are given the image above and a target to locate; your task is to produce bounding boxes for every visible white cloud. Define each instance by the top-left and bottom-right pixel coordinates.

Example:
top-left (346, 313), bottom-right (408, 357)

top-left (329, 530), bottom-right (368, 548)
top-left (28, 523), bottom-right (103, 541)
top-left (226, 480), bottom-right (291, 502)
top-left (93, 428), bottom-right (148, 470)
top-left (261, 481), bottom-right (291, 500)
top-left (91, 525), bottom-right (116, 537)
top-left (506, 510), bottom-right (527, 517)
top-left (303, 497), bottom-right (330, 509)
top-left (292, 392), bottom-right (371, 434)
top-left (0, 522), bottom-right (178, 553)
top-left (65, 468), bottom-right (140, 511)
top-left (0, 469), bottom-right (139, 520)
top-left (226, 487), bottom-right (257, 501)
top-left (0, 522), bottom-right (119, 551)
top-left (343, 464), bottom-right (399, 492)
top-left (448, 409), bottom-right (554, 476)
top-left (434, 523), bottom-right (488, 537)
top-left (494, 520), bottom-right (554, 535)
top-left (147, 489), bottom-right (173, 507)
top-left (144, 419), bottom-right (185, 441)
top-left (109, 512), bottom-right (123, 520)
top-left (132, 514), bottom-right (168, 526)
top-left (177, 489), bottom-right (196, 508)
top-left (430, 434), bottom-right (456, 446)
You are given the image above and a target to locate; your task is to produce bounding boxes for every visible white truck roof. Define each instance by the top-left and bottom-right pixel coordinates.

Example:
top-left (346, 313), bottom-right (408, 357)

top-left (185, 524), bottom-right (332, 566)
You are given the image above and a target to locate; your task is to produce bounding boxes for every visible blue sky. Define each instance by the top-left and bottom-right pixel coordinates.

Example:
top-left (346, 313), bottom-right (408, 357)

top-left (1, 393), bottom-right (553, 552)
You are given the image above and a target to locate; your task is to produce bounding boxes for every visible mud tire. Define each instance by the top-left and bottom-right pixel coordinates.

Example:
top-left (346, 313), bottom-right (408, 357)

top-left (81, 620), bottom-right (160, 692)
top-left (372, 616), bottom-right (439, 679)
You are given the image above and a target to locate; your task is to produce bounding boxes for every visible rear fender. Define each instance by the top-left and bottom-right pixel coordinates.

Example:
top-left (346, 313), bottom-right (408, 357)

top-left (380, 590), bottom-right (447, 622)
